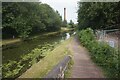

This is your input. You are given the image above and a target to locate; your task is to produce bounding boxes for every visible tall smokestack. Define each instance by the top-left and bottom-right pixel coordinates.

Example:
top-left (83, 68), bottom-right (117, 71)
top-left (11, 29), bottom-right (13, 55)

top-left (64, 8), bottom-right (66, 21)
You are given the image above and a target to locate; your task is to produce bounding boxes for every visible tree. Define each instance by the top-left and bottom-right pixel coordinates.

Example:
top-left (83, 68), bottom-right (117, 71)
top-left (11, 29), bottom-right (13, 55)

top-left (77, 2), bottom-right (120, 30)
top-left (69, 20), bottom-right (74, 28)
top-left (2, 2), bottom-right (62, 39)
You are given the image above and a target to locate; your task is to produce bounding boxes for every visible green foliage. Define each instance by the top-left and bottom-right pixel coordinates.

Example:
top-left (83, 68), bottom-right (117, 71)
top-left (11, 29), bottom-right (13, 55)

top-left (77, 2), bottom-right (120, 30)
top-left (2, 2), bottom-right (62, 39)
top-left (64, 59), bottom-right (74, 78)
top-left (69, 20), bottom-right (75, 28)
top-left (2, 61), bottom-right (23, 78)
top-left (78, 28), bottom-right (119, 78)
top-left (2, 43), bottom-right (58, 78)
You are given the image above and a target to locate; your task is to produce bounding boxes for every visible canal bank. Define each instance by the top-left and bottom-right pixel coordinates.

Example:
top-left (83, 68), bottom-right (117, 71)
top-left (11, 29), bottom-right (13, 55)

top-left (2, 28), bottom-right (75, 78)
top-left (1, 27), bottom-right (74, 46)
top-left (2, 28), bottom-right (74, 63)
top-left (19, 37), bottom-right (74, 78)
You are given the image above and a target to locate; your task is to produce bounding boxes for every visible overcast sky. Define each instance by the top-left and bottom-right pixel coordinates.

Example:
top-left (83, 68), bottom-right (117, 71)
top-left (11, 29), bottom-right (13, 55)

top-left (40, 0), bottom-right (79, 23)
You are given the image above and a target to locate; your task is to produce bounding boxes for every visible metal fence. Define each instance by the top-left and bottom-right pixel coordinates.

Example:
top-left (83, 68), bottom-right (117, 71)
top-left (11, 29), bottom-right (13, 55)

top-left (95, 29), bottom-right (119, 48)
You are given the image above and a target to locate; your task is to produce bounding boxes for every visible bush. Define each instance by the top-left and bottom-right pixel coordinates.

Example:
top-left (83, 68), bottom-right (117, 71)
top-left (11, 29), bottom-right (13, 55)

top-left (78, 28), bottom-right (119, 78)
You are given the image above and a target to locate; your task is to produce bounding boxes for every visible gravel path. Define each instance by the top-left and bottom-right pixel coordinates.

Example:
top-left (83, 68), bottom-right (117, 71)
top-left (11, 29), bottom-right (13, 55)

top-left (70, 36), bottom-right (104, 78)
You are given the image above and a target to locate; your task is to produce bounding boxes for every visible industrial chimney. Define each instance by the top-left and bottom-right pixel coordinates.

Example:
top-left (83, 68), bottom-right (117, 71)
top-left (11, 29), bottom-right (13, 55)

top-left (64, 8), bottom-right (66, 21)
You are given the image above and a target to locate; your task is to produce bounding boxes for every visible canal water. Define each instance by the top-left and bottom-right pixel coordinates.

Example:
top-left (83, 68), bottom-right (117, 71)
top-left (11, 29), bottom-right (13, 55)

top-left (2, 30), bottom-right (74, 64)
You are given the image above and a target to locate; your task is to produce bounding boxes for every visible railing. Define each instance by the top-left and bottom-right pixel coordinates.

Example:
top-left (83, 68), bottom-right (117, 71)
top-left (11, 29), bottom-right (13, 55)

top-left (44, 55), bottom-right (71, 78)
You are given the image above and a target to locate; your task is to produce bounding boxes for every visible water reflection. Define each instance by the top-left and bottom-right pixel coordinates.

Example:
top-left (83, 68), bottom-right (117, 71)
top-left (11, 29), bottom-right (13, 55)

top-left (2, 30), bottom-right (74, 63)
top-left (66, 33), bottom-right (70, 39)
top-left (73, 32), bottom-right (76, 35)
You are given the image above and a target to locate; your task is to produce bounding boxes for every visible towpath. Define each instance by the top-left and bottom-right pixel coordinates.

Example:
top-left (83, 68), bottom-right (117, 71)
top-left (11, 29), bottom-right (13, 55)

top-left (68, 36), bottom-right (104, 78)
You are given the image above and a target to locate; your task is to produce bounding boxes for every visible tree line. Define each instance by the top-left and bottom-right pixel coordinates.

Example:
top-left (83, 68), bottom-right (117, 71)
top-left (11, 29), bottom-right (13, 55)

top-left (2, 2), bottom-right (62, 39)
top-left (77, 2), bottom-right (120, 30)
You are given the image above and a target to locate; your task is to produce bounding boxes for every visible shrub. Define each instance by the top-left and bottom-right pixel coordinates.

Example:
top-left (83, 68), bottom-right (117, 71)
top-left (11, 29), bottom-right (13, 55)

top-left (78, 28), bottom-right (119, 78)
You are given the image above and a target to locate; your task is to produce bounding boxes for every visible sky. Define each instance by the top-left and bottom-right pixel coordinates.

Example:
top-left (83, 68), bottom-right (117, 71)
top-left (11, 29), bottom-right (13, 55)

top-left (40, 0), bottom-right (80, 23)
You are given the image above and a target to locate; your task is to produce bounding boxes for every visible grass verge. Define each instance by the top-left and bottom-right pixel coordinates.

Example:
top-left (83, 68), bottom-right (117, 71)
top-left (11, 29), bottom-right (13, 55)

top-left (2, 27), bottom-right (74, 46)
top-left (1, 38), bottom-right (20, 46)
top-left (64, 59), bottom-right (74, 78)
top-left (19, 37), bottom-right (73, 78)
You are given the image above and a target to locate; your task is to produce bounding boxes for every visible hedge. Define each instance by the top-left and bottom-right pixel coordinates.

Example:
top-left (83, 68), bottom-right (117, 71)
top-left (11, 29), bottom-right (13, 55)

top-left (78, 28), bottom-right (119, 78)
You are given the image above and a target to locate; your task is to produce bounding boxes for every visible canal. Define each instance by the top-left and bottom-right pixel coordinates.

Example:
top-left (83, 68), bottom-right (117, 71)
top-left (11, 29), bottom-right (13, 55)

top-left (2, 30), bottom-right (74, 64)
